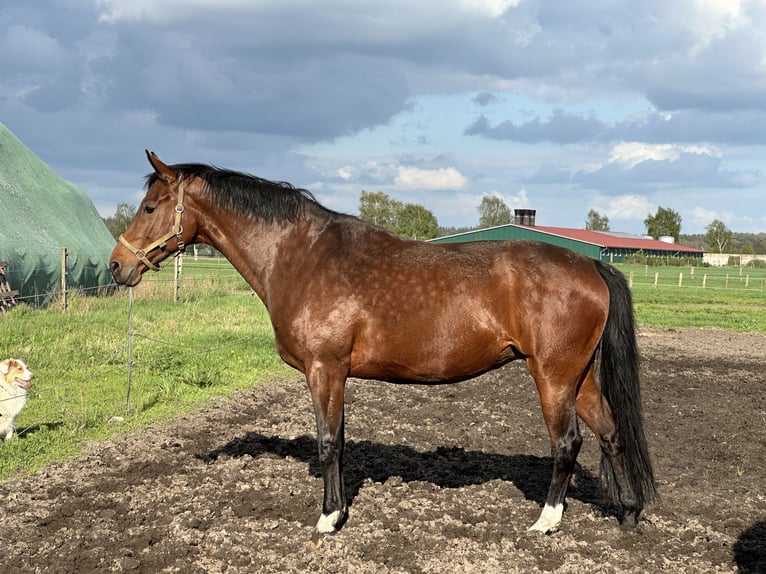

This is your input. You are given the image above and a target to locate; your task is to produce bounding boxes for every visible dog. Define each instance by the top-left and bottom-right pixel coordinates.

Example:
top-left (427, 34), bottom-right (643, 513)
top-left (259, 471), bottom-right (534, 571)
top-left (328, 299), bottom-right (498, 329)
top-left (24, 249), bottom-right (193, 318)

top-left (0, 359), bottom-right (34, 443)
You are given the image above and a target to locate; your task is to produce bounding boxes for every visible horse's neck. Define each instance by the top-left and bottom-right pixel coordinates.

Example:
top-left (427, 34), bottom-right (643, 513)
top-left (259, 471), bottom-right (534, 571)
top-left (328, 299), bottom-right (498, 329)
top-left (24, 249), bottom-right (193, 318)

top-left (204, 213), bottom-right (321, 306)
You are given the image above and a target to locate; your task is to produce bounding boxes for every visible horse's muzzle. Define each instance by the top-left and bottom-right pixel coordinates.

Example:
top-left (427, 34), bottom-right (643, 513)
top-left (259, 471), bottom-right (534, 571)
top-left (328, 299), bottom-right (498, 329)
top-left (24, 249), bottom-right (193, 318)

top-left (109, 259), bottom-right (140, 287)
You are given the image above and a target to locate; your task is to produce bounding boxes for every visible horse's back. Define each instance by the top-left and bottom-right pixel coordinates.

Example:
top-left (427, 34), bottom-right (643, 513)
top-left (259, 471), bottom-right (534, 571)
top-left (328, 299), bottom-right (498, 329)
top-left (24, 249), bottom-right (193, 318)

top-left (305, 229), bottom-right (611, 383)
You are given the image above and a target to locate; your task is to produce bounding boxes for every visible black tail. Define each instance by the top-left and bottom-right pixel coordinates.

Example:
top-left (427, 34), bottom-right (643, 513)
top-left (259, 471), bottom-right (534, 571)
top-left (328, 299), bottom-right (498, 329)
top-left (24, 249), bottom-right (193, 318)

top-left (595, 260), bottom-right (659, 508)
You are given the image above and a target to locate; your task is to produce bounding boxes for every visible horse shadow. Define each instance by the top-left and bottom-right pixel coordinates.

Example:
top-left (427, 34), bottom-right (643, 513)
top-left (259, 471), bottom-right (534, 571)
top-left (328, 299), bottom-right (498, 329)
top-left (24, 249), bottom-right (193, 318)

top-left (734, 521), bottom-right (766, 574)
top-left (199, 432), bottom-right (616, 519)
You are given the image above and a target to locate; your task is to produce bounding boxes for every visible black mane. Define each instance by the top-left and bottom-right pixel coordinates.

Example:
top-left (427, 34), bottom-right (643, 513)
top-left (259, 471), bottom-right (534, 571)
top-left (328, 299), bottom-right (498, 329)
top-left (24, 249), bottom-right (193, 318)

top-left (145, 163), bottom-right (318, 222)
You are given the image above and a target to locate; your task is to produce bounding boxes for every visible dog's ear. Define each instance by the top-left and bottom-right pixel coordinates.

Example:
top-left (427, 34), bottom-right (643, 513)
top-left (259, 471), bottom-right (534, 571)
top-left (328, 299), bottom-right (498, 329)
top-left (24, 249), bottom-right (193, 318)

top-left (0, 360), bottom-right (9, 375)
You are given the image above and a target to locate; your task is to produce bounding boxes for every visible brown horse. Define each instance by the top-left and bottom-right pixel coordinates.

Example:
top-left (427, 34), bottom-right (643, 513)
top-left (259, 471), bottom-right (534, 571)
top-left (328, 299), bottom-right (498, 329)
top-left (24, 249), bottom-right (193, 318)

top-left (110, 151), bottom-right (657, 542)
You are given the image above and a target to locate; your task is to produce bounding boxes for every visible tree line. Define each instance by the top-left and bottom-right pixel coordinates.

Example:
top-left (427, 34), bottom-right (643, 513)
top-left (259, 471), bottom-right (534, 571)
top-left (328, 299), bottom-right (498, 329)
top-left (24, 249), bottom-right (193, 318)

top-left (102, 196), bottom-right (765, 255)
top-left (585, 207), bottom-right (763, 255)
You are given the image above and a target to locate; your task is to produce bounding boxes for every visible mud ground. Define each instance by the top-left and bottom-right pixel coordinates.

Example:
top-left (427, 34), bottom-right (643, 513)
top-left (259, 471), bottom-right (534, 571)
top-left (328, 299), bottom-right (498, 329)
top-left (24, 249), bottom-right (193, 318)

top-left (0, 326), bottom-right (764, 573)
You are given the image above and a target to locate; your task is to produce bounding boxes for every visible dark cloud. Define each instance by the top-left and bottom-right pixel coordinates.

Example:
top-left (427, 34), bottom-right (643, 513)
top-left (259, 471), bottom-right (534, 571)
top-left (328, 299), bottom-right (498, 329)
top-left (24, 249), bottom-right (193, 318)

top-left (573, 152), bottom-right (763, 192)
top-left (472, 92), bottom-right (498, 107)
top-left (466, 110), bottom-right (606, 144)
top-left (1, 0), bottom-right (765, 232)
top-left (610, 110), bottom-right (766, 146)
top-left (467, 108), bottom-right (766, 147)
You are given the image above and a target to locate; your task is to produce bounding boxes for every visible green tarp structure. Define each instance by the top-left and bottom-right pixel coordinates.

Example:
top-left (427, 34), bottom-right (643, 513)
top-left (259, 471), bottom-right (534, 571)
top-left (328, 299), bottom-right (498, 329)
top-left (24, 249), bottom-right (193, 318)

top-left (0, 123), bottom-right (116, 305)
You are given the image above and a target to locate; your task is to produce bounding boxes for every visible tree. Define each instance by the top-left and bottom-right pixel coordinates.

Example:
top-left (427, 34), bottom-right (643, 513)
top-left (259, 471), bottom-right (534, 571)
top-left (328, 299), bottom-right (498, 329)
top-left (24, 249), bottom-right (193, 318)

top-left (358, 191), bottom-right (438, 240)
top-left (477, 195), bottom-right (511, 228)
top-left (102, 202), bottom-right (136, 239)
top-left (704, 219), bottom-right (732, 253)
top-left (644, 206), bottom-right (682, 242)
top-left (394, 203), bottom-right (439, 240)
top-left (359, 191), bottom-right (402, 229)
top-left (585, 209), bottom-right (610, 231)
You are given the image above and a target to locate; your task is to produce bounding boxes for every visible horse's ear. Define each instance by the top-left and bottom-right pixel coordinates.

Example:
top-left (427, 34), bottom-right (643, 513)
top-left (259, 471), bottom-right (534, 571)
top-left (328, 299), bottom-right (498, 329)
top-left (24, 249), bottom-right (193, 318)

top-left (145, 150), bottom-right (176, 182)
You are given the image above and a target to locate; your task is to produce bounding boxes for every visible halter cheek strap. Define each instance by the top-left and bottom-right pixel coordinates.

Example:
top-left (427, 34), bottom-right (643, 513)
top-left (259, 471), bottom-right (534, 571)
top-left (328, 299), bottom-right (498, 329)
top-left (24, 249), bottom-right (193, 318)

top-left (118, 180), bottom-right (186, 272)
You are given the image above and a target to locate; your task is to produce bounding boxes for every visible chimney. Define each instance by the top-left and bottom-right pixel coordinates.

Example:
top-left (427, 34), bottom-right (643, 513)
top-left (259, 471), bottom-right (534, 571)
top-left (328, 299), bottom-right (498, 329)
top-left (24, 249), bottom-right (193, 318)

top-left (514, 209), bottom-right (536, 226)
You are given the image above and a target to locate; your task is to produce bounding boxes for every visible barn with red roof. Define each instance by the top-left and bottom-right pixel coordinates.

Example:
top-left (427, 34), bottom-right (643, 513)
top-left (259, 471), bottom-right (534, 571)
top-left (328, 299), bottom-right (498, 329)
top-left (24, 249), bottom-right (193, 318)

top-left (431, 210), bottom-right (704, 263)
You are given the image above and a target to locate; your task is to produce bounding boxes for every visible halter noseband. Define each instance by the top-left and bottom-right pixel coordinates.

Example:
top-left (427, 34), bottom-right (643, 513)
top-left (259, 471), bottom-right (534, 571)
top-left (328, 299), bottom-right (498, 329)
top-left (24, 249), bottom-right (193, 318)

top-left (118, 179), bottom-right (186, 272)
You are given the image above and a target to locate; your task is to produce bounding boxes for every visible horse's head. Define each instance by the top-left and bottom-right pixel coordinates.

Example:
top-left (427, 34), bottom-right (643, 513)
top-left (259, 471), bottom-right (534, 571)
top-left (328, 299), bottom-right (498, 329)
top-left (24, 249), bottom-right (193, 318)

top-left (110, 151), bottom-right (194, 286)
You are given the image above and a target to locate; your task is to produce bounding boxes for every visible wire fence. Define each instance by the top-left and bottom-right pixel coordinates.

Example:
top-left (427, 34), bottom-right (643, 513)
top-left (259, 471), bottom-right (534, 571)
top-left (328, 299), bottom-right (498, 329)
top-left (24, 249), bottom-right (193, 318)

top-left (3, 253), bottom-right (766, 444)
top-left (621, 264), bottom-right (766, 292)
top-left (1, 254), bottom-right (269, 443)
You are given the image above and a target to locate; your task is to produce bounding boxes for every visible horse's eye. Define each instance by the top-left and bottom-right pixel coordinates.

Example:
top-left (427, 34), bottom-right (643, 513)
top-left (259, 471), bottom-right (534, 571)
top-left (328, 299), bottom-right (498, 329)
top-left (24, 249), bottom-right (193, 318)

top-left (143, 205), bottom-right (156, 214)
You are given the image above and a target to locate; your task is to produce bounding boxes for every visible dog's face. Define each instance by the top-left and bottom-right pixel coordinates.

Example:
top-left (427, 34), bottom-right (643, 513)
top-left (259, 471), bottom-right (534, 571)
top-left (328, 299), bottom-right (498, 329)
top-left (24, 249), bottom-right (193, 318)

top-left (0, 359), bottom-right (34, 390)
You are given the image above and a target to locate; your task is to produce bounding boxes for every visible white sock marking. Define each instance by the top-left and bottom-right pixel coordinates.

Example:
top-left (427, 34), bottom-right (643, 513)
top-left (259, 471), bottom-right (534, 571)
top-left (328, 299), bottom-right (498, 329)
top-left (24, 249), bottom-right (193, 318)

top-left (315, 510), bottom-right (341, 534)
top-left (528, 503), bottom-right (564, 534)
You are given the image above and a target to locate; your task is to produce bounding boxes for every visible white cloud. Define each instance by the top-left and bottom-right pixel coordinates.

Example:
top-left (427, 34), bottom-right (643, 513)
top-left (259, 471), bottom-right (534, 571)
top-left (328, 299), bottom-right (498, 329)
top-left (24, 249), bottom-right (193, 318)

top-left (96, 0), bottom-right (256, 22)
top-left (595, 194), bottom-right (654, 222)
top-left (687, 0), bottom-right (748, 51)
top-left (4, 0), bottom-right (766, 236)
top-left (395, 166), bottom-right (467, 190)
top-left (458, 0), bottom-right (522, 18)
top-left (690, 205), bottom-right (735, 227)
top-left (484, 188), bottom-right (529, 210)
top-left (607, 142), bottom-right (720, 170)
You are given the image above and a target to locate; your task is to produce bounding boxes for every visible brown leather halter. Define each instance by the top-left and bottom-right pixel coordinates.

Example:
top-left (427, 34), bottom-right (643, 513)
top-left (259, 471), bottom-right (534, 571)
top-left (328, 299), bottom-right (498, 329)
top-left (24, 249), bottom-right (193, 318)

top-left (117, 179), bottom-right (186, 272)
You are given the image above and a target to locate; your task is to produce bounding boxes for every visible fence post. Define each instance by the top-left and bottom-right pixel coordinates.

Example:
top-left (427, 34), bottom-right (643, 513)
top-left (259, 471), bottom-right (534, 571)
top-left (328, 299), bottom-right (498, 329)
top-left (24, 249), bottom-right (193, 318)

top-left (654, 272), bottom-right (658, 288)
top-left (61, 247), bottom-right (68, 311)
top-left (126, 286), bottom-right (134, 412)
top-left (174, 253), bottom-right (182, 303)
top-left (629, 270), bottom-right (634, 288)
top-left (702, 274), bottom-right (707, 288)
top-left (678, 272), bottom-right (683, 287)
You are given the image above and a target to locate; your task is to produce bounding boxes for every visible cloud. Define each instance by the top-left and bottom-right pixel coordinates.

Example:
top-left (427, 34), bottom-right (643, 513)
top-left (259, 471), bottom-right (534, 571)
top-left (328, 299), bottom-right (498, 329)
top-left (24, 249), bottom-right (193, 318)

top-left (3, 0), bottom-right (766, 235)
top-left (607, 142), bottom-right (720, 169)
top-left (458, 0), bottom-right (522, 18)
top-left (487, 188), bottom-right (529, 210)
top-left (523, 163), bottom-right (572, 185)
top-left (466, 110), bottom-right (608, 144)
top-left (592, 194), bottom-right (654, 222)
top-left (395, 166), bottom-right (467, 190)
top-left (472, 92), bottom-right (499, 107)
top-left (689, 206), bottom-right (735, 228)
top-left (575, 145), bottom-right (762, 192)
top-left (468, 108), bottom-right (766, 147)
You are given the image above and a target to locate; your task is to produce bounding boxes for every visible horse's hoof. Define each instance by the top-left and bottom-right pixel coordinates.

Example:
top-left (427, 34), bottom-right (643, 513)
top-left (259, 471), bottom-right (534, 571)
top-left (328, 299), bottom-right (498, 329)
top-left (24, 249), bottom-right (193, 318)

top-left (312, 509), bottom-right (346, 547)
top-left (528, 503), bottom-right (563, 534)
top-left (620, 509), bottom-right (641, 530)
top-left (312, 531), bottom-right (330, 549)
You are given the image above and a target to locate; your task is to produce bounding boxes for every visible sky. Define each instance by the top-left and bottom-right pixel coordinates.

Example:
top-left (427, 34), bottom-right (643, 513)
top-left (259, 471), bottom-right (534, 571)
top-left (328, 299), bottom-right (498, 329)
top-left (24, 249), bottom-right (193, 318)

top-left (2, 0), bottom-right (766, 236)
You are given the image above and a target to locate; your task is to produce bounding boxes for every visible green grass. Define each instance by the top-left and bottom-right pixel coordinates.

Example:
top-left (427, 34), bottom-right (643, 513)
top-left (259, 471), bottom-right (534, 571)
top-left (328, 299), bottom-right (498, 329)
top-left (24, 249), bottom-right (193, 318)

top-left (0, 258), bottom-right (292, 481)
top-left (618, 263), bottom-right (766, 331)
top-left (1, 257), bottom-right (764, 482)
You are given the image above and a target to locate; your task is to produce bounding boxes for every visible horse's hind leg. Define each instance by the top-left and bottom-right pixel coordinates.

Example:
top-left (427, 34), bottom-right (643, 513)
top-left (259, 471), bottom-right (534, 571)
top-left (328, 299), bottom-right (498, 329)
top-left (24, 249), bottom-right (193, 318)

top-left (306, 362), bottom-right (348, 542)
top-left (575, 366), bottom-right (641, 527)
top-left (527, 358), bottom-right (583, 534)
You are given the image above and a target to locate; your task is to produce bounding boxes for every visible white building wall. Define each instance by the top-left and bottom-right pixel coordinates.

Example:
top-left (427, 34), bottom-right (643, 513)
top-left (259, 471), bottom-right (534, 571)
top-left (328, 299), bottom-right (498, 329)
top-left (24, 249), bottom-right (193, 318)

top-left (703, 253), bottom-right (766, 267)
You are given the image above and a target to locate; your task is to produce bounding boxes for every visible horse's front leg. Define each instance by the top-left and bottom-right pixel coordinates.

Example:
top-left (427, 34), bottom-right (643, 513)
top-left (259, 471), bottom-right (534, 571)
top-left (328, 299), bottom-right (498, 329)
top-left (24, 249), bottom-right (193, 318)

top-left (306, 362), bottom-right (348, 543)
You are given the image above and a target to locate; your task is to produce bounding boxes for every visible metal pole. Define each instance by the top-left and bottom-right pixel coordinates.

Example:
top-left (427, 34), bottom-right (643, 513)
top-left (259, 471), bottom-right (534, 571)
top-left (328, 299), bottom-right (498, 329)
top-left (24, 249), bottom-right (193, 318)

top-left (126, 286), bottom-right (134, 412)
top-left (61, 247), bottom-right (68, 311)
top-left (174, 253), bottom-right (181, 303)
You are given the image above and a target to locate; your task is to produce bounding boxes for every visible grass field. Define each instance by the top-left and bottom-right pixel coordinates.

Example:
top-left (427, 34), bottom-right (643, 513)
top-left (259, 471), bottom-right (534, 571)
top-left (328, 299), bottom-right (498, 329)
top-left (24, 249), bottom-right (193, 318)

top-left (618, 263), bottom-right (766, 332)
top-left (1, 257), bottom-right (764, 482)
top-left (0, 258), bottom-right (292, 481)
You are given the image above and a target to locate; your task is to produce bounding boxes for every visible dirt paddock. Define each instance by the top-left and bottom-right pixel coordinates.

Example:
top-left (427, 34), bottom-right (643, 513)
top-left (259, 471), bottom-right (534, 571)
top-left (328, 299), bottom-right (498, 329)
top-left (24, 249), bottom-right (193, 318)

top-left (0, 327), bottom-right (764, 573)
